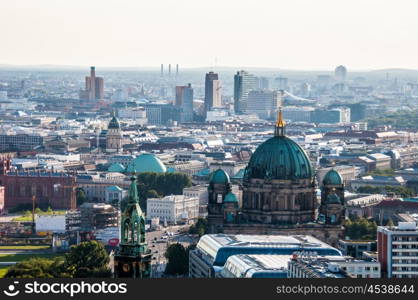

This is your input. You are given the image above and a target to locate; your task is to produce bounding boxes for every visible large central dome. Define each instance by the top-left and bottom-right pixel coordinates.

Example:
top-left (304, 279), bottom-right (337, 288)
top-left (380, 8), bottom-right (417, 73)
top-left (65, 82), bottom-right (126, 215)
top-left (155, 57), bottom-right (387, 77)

top-left (244, 135), bottom-right (313, 181)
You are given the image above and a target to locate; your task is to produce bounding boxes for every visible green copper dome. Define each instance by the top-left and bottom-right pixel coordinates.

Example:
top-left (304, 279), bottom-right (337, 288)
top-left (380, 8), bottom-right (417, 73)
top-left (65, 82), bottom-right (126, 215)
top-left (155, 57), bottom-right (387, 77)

top-left (323, 169), bottom-right (343, 185)
top-left (224, 192), bottom-right (238, 203)
top-left (108, 163), bottom-right (125, 173)
top-left (108, 116), bottom-right (120, 129)
top-left (126, 153), bottom-right (167, 173)
top-left (209, 169), bottom-right (230, 184)
top-left (244, 136), bottom-right (313, 181)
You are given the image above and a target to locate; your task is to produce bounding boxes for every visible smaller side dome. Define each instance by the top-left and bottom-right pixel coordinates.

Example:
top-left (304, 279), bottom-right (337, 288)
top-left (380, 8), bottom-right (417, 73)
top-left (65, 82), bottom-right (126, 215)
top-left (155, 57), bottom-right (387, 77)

top-left (326, 193), bottom-right (341, 204)
top-left (209, 169), bottom-right (230, 184)
top-left (224, 192), bottom-right (238, 203)
top-left (108, 116), bottom-right (120, 129)
top-left (108, 163), bottom-right (125, 173)
top-left (323, 169), bottom-right (343, 185)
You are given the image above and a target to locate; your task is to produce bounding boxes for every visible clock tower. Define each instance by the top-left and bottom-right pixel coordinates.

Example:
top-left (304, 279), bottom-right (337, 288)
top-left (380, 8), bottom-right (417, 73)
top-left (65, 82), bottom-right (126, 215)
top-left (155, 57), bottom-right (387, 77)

top-left (114, 175), bottom-right (152, 278)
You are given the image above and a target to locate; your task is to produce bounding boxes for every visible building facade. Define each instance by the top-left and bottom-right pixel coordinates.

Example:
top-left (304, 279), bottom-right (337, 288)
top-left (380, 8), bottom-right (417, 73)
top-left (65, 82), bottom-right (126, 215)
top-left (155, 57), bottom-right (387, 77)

top-left (234, 70), bottom-right (256, 114)
top-left (378, 222), bottom-right (418, 278)
top-left (146, 195), bottom-right (199, 224)
top-left (175, 83), bottom-right (194, 123)
top-left (204, 72), bottom-right (222, 115)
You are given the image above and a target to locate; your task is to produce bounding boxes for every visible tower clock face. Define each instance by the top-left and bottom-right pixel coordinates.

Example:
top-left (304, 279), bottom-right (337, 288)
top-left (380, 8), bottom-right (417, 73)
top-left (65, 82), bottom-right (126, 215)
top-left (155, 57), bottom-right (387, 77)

top-left (122, 264), bottom-right (131, 273)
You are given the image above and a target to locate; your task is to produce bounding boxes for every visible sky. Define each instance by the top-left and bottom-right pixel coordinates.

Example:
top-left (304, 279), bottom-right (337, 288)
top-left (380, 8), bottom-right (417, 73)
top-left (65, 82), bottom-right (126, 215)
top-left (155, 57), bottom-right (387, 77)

top-left (1, 0), bottom-right (418, 70)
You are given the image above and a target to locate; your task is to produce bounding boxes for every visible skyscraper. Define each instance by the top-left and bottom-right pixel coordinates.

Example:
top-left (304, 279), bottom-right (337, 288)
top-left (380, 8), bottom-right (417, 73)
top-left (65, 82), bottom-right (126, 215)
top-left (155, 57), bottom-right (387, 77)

top-left (233, 70), bottom-right (256, 114)
top-left (204, 71), bottom-right (222, 115)
top-left (335, 65), bottom-right (347, 82)
top-left (79, 66), bottom-right (104, 100)
top-left (175, 83), bottom-right (194, 123)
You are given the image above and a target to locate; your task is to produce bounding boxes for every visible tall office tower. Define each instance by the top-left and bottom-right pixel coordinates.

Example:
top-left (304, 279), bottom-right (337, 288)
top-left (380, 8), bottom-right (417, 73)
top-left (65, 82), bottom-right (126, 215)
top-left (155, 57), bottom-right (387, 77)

top-left (168, 64), bottom-right (171, 77)
top-left (273, 76), bottom-right (288, 90)
top-left (204, 72), bottom-right (222, 115)
top-left (256, 76), bottom-right (269, 90)
top-left (176, 64), bottom-right (179, 76)
top-left (175, 83), bottom-right (194, 123)
top-left (335, 65), bottom-right (347, 82)
top-left (233, 70), bottom-right (256, 114)
top-left (160, 64), bottom-right (164, 77)
top-left (80, 66), bottom-right (105, 100)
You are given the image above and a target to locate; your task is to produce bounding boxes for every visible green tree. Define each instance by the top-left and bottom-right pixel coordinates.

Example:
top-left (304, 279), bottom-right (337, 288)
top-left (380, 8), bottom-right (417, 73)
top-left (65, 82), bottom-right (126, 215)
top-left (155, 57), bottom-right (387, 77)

top-left (345, 218), bottom-right (377, 240)
top-left (64, 241), bottom-right (111, 278)
top-left (164, 243), bottom-right (188, 276)
top-left (136, 172), bottom-right (192, 210)
top-left (4, 257), bottom-right (69, 278)
top-left (189, 218), bottom-right (208, 236)
top-left (76, 188), bottom-right (88, 206)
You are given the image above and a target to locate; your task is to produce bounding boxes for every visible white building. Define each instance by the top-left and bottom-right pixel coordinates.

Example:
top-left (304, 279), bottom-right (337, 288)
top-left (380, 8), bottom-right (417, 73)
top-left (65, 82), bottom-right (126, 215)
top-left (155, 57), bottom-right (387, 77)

top-left (118, 107), bottom-right (147, 125)
top-left (246, 90), bottom-right (280, 120)
top-left (146, 195), bottom-right (199, 224)
top-left (378, 222), bottom-right (418, 278)
top-left (35, 215), bottom-right (66, 233)
top-left (282, 106), bottom-right (314, 122)
top-left (105, 185), bottom-right (127, 204)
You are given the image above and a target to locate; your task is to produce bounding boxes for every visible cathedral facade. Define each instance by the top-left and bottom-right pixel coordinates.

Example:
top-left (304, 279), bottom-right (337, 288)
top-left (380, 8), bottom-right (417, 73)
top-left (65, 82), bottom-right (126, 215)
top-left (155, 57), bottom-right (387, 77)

top-left (207, 110), bottom-right (346, 245)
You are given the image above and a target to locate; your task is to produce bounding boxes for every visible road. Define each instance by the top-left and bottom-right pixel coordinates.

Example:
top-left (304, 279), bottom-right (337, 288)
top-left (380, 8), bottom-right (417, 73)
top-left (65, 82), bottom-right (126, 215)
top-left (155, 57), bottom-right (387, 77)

top-left (146, 224), bottom-right (199, 278)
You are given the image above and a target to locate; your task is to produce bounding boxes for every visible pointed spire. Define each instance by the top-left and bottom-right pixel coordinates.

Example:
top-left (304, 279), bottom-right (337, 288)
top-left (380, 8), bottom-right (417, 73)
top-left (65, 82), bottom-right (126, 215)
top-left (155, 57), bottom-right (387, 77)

top-left (128, 174), bottom-right (139, 204)
top-left (274, 107), bottom-right (286, 136)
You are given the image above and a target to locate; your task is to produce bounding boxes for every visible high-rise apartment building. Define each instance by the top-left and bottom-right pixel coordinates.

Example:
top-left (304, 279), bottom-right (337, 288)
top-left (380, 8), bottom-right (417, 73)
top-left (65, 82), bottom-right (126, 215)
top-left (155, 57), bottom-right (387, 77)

top-left (79, 66), bottom-right (104, 101)
top-left (204, 72), bottom-right (222, 115)
top-left (234, 70), bottom-right (256, 114)
top-left (378, 222), bottom-right (418, 278)
top-left (175, 83), bottom-right (194, 123)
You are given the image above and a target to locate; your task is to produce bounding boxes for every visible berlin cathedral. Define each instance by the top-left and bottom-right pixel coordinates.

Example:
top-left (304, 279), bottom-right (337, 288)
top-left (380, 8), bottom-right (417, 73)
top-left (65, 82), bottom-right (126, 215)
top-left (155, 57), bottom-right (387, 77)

top-left (207, 110), bottom-right (346, 245)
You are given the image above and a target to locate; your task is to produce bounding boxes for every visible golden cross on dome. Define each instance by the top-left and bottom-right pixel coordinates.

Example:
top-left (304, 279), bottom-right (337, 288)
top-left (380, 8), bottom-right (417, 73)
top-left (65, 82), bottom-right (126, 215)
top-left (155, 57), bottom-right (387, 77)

top-left (275, 107), bottom-right (286, 137)
top-left (276, 108), bottom-right (286, 128)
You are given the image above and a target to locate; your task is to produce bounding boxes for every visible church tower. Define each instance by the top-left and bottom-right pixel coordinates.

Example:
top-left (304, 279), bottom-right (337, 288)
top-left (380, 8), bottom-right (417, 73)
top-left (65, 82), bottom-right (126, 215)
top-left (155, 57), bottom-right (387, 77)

top-left (106, 113), bottom-right (122, 153)
top-left (114, 175), bottom-right (152, 278)
top-left (319, 169), bottom-right (345, 225)
top-left (207, 169), bottom-right (231, 233)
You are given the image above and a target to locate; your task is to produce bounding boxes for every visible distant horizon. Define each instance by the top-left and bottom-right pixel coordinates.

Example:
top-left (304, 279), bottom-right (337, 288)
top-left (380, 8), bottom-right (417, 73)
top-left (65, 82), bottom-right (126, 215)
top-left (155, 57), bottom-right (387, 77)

top-left (2, 63), bottom-right (418, 73)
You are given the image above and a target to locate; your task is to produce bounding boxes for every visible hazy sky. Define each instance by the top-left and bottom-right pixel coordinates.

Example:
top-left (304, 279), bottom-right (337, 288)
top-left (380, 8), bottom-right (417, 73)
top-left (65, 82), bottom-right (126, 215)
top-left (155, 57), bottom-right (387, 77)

top-left (1, 0), bottom-right (418, 70)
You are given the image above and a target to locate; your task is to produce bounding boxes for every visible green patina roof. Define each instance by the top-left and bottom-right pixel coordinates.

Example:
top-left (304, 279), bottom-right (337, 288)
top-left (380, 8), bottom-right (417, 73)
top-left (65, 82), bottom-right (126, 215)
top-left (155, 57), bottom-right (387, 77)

top-left (232, 168), bottom-right (245, 179)
top-left (106, 185), bottom-right (123, 192)
top-left (209, 169), bottom-right (230, 184)
top-left (108, 163), bottom-right (125, 173)
top-left (196, 168), bottom-right (211, 177)
top-left (108, 115), bottom-right (120, 129)
top-left (244, 136), bottom-right (313, 181)
top-left (126, 153), bottom-right (167, 173)
top-left (326, 193), bottom-right (341, 204)
top-left (224, 192), bottom-right (238, 203)
top-left (323, 169), bottom-right (343, 185)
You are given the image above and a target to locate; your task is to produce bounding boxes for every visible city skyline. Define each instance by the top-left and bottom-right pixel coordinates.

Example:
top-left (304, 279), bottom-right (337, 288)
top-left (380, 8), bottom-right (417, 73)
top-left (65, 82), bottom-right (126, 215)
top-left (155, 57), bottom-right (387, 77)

top-left (2, 0), bottom-right (418, 70)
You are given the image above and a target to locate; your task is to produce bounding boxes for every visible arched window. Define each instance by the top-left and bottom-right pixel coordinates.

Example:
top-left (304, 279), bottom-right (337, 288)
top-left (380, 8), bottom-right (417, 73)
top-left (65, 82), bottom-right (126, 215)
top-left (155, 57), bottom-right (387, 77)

top-left (124, 219), bottom-right (131, 243)
top-left (140, 218), bottom-right (146, 243)
top-left (133, 222), bottom-right (138, 243)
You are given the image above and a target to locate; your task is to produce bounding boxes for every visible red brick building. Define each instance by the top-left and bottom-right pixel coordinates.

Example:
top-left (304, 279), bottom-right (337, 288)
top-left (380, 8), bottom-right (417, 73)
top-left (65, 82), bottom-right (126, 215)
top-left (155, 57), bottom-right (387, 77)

top-left (0, 158), bottom-right (76, 211)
